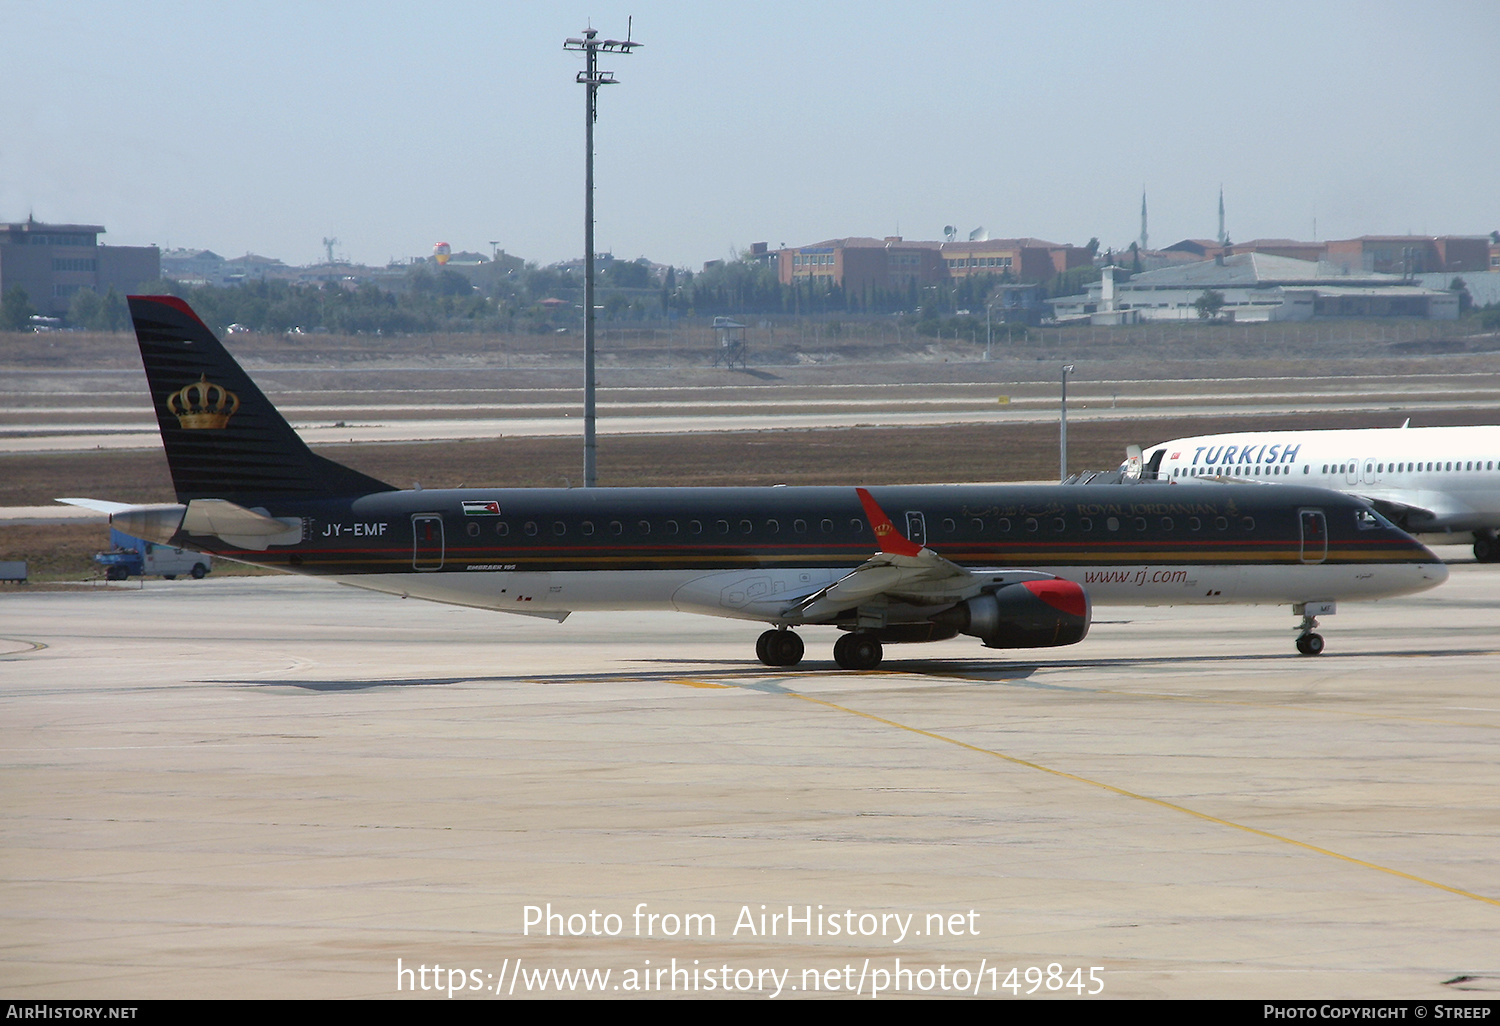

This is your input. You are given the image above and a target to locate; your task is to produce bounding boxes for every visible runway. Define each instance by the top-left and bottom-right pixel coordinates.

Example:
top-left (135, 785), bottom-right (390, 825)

top-left (6, 369), bottom-right (1500, 454)
top-left (2, 563), bottom-right (1497, 999)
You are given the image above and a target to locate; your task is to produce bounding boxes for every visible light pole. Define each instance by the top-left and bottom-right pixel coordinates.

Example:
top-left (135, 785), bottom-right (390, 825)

top-left (1060, 364), bottom-right (1075, 481)
top-left (985, 300), bottom-right (994, 360)
top-left (564, 24), bottom-right (640, 487)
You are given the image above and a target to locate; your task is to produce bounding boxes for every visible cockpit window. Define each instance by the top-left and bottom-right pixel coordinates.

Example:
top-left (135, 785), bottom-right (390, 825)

top-left (1354, 508), bottom-right (1395, 531)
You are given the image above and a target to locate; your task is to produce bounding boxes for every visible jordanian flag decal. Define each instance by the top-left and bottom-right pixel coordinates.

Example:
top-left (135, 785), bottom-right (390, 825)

top-left (462, 501), bottom-right (502, 516)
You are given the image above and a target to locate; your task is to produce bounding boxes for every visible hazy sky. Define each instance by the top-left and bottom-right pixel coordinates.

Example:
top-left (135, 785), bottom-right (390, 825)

top-left (4, 1), bottom-right (1496, 270)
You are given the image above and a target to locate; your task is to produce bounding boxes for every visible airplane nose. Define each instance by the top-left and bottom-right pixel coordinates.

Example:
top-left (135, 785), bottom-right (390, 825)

top-left (1424, 559), bottom-right (1450, 585)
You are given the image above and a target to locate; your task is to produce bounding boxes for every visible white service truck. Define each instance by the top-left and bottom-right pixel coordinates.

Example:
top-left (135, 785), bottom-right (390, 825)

top-left (95, 528), bottom-right (211, 581)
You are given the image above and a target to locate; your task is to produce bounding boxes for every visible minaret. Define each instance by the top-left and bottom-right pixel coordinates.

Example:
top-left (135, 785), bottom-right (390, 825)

top-left (1140, 187), bottom-right (1149, 252)
top-left (1217, 186), bottom-right (1227, 246)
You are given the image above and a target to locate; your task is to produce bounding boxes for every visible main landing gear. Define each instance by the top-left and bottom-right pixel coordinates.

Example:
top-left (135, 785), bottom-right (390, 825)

top-left (754, 629), bottom-right (885, 670)
top-left (755, 629), bottom-right (804, 667)
top-left (833, 632), bottom-right (883, 671)
top-left (1474, 530), bottom-right (1499, 563)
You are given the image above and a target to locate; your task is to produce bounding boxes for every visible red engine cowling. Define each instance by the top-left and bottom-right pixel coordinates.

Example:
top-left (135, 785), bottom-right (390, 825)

top-left (933, 579), bottom-right (1091, 649)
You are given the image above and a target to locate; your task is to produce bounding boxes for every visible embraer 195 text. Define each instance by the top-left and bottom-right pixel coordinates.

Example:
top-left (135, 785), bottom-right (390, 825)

top-left (61, 297), bottom-right (1448, 663)
top-left (1144, 425), bottom-right (1500, 562)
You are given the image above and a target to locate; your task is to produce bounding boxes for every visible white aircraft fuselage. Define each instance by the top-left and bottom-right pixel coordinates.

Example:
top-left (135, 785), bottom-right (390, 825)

top-left (1146, 425), bottom-right (1500, 559)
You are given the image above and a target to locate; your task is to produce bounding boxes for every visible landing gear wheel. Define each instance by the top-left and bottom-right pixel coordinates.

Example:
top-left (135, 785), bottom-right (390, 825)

top-left (833, 632), bottom-right (883, 670)
top-left (756, 629), bottom-right (803, 667)
top-left (1296, 632), bottom-right (1325, 656)
top-left (191, 563), bottom-right (208, 579)
top-left (1474, 532), bottom-right (1496, 562)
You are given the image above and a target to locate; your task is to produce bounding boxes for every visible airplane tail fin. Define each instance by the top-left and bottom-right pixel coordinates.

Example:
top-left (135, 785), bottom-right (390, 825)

top-left (127, 295), bottom-right (393, 505)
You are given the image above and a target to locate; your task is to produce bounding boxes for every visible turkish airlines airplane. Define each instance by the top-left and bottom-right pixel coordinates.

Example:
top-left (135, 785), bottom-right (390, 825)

top-left (61, 297), bottom-right (1447, 663)
top-left (1141, 425), bottom-right (1500, 561)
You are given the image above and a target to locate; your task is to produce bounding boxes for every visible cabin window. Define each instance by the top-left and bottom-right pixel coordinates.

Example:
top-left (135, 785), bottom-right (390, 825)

top-left (794, 519), bottom-right (807, 533)
top-left (1106, 517), bottom-right (1119, 532)
top-left (665, 520), bottom-right (679, 535)
top-left (765, 519), bottom-right (779, 534)
top-left (609, 521), bottom-right (623, 536)
top-left (970, 518), bottom-right (983, 532)
top-left (717, 520), bottom-right (731, 535)
top-left (1214, 516), bottom-right (1228, 530)
top-left (851, 519), bottom-right (864, 534)
top-left (581, 521), bottom-right (595, 536)
top-left (496, 522), bottom-right (509, 537)
top-left (997, 518), bottom-right (1011, 532)
top-left (1079, 517), bottom-right (1093, 531)
top-left (1188, 517), bottom-right (1202, 531)
top-left (689, 520), bottom-right (702, 535)
top-left (553, 521), bottom-right (567, 536)
top-left (637, 520), bottom-right (651, 535)
top-left (1303, 466), bottom-right (1309, 474)
top-left (466, 522), bottom-right (480, 538)
top-left (1052, 517), bottom-right (1066, 533)
top-left (1133, 517), bottom-right (1147, 531)
top-left (1024, 518), bottom-right (1039, 532)
top-left (820, 519), bottom-right (833, 533)
top-left (942, 518), bottom-right (956, 534)
top-left (741, 520), bottom-right (754, 534)
top-left (1466, 461), bottom-right (1473, 471)
top-left (1160, 517), bottom-right (1174, 531)
top-left (524, 521), bottom-right (538, 537)
top-left (1242, 517), bottom-right (1255, 531)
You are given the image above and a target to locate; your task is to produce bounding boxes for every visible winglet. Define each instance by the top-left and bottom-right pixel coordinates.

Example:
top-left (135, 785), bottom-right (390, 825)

top-left (855, 487), bottom-right (923, 557)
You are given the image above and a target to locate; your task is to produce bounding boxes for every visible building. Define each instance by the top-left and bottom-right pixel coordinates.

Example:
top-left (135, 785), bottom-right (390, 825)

top-left (779, 237), bottom-right (945, 296)
top-left (939, 238), bottom-right (1092, 282)
top-left (161, 248), bottom-right (227, 286)
top-left (0, 218), bottom-right (160, 316)
top-left (1049, 253), bottom-right (1460, 324)
top-left (777, 235), bottom-right (1088, 296)
top-left (1323, 236), bottom-right (1491, 276)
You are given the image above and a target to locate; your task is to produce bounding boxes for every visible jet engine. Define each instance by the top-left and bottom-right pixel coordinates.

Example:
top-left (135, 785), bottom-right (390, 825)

top-left (931, 578), bottom-right (1090, 649)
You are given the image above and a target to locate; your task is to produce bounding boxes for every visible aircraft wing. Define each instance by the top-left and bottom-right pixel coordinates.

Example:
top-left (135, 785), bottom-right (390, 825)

top-left (781, 488), bottom-right (988, 623)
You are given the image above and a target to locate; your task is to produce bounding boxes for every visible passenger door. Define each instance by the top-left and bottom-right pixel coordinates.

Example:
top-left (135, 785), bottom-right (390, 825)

top-left (412, 514), bottom-right (445, 571)
top-left (1299, 509), bottom-right (1327, 564)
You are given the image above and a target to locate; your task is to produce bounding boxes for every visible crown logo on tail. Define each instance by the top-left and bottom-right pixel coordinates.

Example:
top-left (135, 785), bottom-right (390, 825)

top-left (167, 374), bottom-right (240, 429)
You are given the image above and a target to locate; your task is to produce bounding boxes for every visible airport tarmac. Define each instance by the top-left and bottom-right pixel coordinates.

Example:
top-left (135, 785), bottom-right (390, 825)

top-left (1, 562), bottom-right (1497, 1000)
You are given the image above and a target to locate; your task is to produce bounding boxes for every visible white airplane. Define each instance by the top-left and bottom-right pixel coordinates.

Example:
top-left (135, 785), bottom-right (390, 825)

top-left (1139, 424), bottom-right (1500, 560)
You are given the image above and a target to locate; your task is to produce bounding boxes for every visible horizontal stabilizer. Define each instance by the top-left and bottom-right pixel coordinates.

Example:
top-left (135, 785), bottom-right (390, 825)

top-left (56, 497), bottom-right (143, 515)
top-left (57, 498), bottom-right (187, 545)
top-left (180, 499), bottom-right (303, 550)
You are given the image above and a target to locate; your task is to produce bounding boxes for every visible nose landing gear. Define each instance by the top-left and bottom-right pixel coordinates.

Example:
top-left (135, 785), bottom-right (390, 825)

top-left (1293, 600), bottom-right (1334, 656)
top-left (1295, 630), bottom-right (1325, 656)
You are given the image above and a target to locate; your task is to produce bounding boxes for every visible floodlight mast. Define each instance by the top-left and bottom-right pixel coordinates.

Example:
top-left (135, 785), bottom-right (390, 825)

top-left (564, 24), bottom-right (641, 488)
